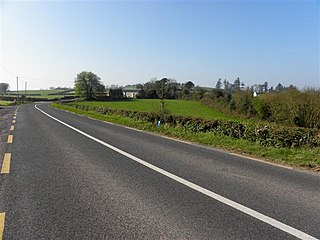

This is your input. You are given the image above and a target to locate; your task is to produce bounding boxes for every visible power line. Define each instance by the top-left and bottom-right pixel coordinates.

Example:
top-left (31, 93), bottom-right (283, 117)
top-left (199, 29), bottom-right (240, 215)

top-left (0, 65), bottom-right (16, 77)
top-left (20, 76), bottom-right (72, 83)
top-left (1, 65), bottom-right (72, 86)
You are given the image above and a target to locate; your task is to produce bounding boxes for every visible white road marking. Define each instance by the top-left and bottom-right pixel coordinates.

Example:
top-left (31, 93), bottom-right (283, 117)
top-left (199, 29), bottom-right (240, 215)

top-left (35, 104), bottom-right (317, 240)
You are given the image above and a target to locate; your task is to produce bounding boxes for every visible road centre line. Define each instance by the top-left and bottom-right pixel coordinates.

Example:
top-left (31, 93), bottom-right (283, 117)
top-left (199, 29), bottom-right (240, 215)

top-left (12, 120), bottom-right (15, 124)
top-left (1, 153), bottom-right (11, 174)
top-left (35, 104), bottom-right (317, 240)
top-left (7, 135), bottom-right (13, 144)
top-left (13, 116), bottom-right (16, 119)
top-left (10, 126), bottom-right (14, 131)
top-left (0, 213), bottom-right (5, 239)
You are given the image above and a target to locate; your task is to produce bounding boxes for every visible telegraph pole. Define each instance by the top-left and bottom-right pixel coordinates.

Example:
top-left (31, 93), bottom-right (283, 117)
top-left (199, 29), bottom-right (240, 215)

top-left (16, 76), bottom-right (19, 102)
top-left (25, 81), bottom-right (27, 102)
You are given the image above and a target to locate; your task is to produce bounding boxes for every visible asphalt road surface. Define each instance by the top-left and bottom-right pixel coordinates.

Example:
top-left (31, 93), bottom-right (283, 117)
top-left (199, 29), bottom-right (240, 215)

top-left (0, 103), bottom-right (319, 239)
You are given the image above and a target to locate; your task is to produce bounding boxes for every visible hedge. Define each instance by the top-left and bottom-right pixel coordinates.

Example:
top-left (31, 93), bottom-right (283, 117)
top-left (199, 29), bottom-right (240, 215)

top-left (66, 103), bottom-right (320, 148)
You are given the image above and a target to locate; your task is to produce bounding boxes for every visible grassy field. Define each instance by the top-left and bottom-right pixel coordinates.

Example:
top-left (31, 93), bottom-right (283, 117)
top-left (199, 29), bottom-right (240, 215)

top-left (52, 101), bottom-right (320, 169)
top-left (0, 100), bottom-right (15, 106)
top-left (74, 99), bottom-right (240, 121)
top-left (8, 90), bottom-right (66, 95)
top-left (7, 89), bottom-right (74, 99)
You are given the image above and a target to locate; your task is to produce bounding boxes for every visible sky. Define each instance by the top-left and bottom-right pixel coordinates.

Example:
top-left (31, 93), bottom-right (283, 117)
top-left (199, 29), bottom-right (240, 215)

top-left (0, 0), bottom-right (319, 90)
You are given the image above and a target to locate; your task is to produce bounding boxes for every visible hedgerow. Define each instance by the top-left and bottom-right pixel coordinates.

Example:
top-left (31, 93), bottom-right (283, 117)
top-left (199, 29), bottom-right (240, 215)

top-left (66, 103), bottom-right (320, 149)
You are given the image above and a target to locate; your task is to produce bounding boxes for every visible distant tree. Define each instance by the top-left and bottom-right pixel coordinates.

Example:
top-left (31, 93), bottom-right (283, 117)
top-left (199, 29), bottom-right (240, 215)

top-left (136, 89), bottom-right (146, 99)
top-left (275, 83), bottom-right (284, 92)
top-left (143, 81), bottom-right (156, 95)
top-left (264, 82), bottom-right (268, 92)
top-left (216, 78), bottom-right (222, 90)
top-left (223, 79), bottom-right (229, 91)
top-left (109, 88), bottom-right (123, 99)
top-left (135, 84), bottom-right (144, 90)
top-left (0, 83), bottom-right (10, 95)
top-left (288, 84), bottom-right (296, 90)
top-left (74, 71), bottom-right (105, 100)
top-left (233, 77), bottom-right (241, 90)
top-left (145, 89), bottom-right (158, 99)
top-left (184, 81), bottom-right (195, 89)
top-left (156, 78), bottom-right (169, 99)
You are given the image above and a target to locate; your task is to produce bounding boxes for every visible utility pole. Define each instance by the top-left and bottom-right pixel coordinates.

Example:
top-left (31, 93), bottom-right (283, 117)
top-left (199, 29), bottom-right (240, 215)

top-left (16, 76), bottom-right (19, 102)
top-left (25, 81), bottom-right (27, 102)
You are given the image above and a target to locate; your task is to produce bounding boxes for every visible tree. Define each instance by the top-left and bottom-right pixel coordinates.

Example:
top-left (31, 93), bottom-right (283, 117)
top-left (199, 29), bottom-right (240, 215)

top-left (216, 78), bottom-right (222, 90)
top-left (275, 83), bottom-right (284, 92)
top-left (223, 79), bottom-right (232, 91)
top-left (264, 82), bottom-right (268, 92)
top-left (109, 88), bottom-right (123, 99)
top-left (136, 89), bottom-right (146, 99)
top-left (233, 77), bottom-right (241, 91)
top-left (155, 78), bottom-right (169, 100)
top-left (74, 71), bottom-right (105, 100)
top-left (0, 83), bottom-right (9, 95)
top-left (193, 87), bottom-right (206, 100)
top-left (145, 89), bottom-right (158, 99)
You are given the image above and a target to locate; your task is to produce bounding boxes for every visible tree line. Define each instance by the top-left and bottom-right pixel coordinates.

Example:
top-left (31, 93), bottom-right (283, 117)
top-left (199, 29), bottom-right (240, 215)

top-left (74, 71), bottom-right (199, 100)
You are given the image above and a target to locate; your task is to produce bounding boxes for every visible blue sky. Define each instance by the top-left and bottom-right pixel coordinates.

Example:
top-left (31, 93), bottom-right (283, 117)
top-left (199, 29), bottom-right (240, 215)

top-left (1, 0), bottom-right (319, 90)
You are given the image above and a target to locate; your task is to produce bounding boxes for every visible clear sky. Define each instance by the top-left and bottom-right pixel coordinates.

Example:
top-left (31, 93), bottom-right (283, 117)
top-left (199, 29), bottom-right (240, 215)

top-left (1, 0), bottom-right (319, 90)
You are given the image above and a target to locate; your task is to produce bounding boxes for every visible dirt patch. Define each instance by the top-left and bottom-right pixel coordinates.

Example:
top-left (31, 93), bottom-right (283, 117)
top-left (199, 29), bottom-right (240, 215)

top-left (0, 106), bottom-right (16, 160)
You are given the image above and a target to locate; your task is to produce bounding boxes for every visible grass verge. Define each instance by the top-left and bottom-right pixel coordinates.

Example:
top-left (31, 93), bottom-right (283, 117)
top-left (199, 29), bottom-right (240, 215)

top-left (52, 103), bottom-right (320, 170)
top-left (0, 101), bottom-right (15, 106)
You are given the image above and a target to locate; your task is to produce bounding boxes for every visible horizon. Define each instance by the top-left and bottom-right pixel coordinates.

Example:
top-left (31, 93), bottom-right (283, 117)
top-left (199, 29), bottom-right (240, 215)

top-left (1, 1), bottom-right (319, 90)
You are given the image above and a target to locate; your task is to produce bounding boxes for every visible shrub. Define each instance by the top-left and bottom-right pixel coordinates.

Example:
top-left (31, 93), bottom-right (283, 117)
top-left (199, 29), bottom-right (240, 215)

top-left (230, 90), bottom-right (256, 116)
top-left (66, 103), bottom-right (320, 148)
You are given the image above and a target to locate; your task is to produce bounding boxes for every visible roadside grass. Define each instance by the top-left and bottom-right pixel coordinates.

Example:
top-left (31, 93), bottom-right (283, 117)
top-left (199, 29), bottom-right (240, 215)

top-left (73, 99), bottom-right (241, 121)
top-left (0, 100), bottom-right (15, 106)
top-left (52, 103), bottom-right (320, 169)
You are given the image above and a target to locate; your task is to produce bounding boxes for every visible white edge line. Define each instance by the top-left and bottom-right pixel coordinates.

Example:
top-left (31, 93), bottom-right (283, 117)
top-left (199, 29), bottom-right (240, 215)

top-left (35, 104), bottom-right (318, 240)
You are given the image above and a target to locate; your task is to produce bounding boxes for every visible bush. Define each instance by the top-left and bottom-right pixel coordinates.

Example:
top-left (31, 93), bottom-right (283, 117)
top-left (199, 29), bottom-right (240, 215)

top-left (253, 89), bottom-right (320, 128)
top-left (230, 90), bottom-right (256, 116)
top-left (66, 103), bottom-right (320, 148)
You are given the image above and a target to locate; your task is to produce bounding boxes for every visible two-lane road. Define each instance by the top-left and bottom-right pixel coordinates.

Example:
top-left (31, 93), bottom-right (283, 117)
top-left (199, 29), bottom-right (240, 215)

top-left (0, 103), bottom-right (319, 239)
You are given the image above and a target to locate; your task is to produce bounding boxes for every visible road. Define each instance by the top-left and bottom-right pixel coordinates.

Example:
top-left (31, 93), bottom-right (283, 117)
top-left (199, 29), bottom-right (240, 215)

top-left (0, 103), bottom-right (319, 239)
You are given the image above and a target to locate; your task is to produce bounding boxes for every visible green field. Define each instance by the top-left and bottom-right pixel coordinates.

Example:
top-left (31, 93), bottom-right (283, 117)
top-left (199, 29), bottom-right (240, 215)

top-left (0, 100), bottom-right (15, 106)
top-left (74, 99), bottom-right (239, 121)
top-left (8, 90), bottom-right (66, 95)
top-left (7, 89), bottom-right (74, 99)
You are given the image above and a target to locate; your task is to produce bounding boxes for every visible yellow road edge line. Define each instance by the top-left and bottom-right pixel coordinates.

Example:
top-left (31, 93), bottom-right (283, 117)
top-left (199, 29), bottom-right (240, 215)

top-left (0, 212), bottom-right (5, 239)
top-left (7, 135), bottom-right (13, 144)
top-left (10, 126), bottom-right (14, 131)
top-left (1, 153), bottom-right (11, 174)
